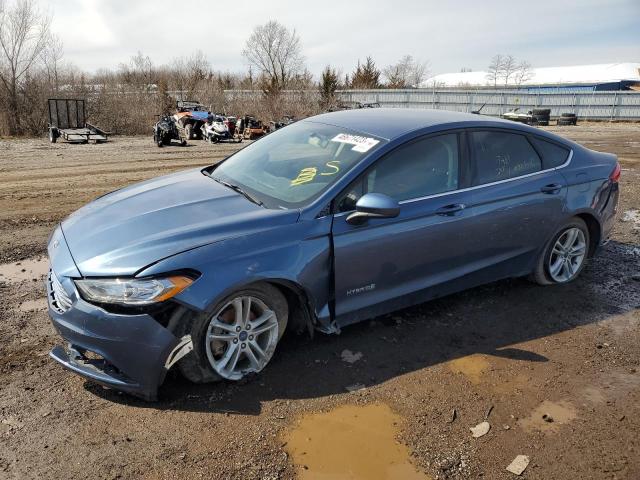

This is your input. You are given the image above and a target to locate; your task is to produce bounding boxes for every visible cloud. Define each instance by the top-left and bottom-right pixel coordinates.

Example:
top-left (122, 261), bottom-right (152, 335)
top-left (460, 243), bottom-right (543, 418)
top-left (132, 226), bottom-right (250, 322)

top-left (45, 0), bottom-right (640, 77)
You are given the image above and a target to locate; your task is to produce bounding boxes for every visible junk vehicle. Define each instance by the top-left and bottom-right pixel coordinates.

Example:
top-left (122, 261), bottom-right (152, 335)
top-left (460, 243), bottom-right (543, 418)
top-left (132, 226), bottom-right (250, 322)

top-left (269, 115), bottom-right (296, 132)
top-left (153, 114), bottom-right (187, 147)
top-left (502, 108), bottom-right (551, 126)
top-left (45, 108), bottom-right (620, 400)
top-left (47, 98), bottom-right (109, 144)
top-left (201, 114), bottom-right (242, 143)
top-left (173, 100), bottom-right (211, 140)
top-left (236, 115), bottom-right (268, 140)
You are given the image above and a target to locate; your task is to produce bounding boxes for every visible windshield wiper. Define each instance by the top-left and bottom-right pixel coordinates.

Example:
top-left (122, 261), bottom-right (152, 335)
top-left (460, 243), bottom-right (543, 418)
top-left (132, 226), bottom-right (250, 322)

top-left (210, 175), bottom-right (264, 207)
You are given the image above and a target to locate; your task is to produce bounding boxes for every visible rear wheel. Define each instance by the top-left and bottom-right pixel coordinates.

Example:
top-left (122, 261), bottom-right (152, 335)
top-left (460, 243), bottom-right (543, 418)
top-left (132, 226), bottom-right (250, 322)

top-left (532, 218), bottom-right (589, 285)
top-left (177, 283), bottom-right (288, 383)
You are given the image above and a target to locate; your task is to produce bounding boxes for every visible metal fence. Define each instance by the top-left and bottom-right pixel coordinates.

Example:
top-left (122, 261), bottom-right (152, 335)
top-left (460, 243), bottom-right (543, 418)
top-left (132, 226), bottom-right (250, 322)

top-left (223, 88), bottom-right (640, 120)
top-left (337, 89), bottom-right (640, 120)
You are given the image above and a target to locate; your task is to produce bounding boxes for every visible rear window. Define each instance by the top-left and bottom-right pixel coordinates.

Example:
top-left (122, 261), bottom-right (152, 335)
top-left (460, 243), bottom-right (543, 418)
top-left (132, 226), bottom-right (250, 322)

top-left (471, 131), bottom-right (542, 185)
top-left (530, 137), bottom-right (570, 169)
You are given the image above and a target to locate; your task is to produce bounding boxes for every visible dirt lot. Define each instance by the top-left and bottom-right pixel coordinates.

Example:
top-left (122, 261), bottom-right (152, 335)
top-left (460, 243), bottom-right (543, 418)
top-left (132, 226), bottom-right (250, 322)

top-left (0, 124), bottom-right (639, 480)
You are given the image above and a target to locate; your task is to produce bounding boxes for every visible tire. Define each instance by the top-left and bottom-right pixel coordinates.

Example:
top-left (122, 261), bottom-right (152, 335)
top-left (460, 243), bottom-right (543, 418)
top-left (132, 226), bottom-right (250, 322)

top-left (532, 218), bottom-right (590, 285)
top-left (184, 123), bottom-right (194, 140)
top-left (176, 283), bottom-right (288, 384)
top-left (535, 120), bottom-right (549, 126)
top-left (561, 113), bottom-right (577, 118)
top-left (532, 108), bottom-right (551, 117)
top-left (557, 118), bottom-right (574, 126)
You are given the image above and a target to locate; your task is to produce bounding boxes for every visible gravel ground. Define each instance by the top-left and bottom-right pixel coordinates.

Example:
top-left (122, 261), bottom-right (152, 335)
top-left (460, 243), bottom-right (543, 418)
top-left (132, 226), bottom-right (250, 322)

top-left (0, 123), bottom-right (639, 480)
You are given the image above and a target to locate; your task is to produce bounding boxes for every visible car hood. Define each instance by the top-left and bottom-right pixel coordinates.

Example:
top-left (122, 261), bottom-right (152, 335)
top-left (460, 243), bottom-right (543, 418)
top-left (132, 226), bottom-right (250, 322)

top-left (61, 168), bottom-right (299, 276)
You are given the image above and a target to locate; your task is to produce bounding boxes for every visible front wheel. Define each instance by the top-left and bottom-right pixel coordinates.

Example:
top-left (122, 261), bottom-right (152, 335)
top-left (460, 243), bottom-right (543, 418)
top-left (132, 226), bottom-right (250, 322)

top-left (177, 283), bottom-right (288, 383)
top-left (532, 218), bottom-right (589, 285)
top-left (184, 123), bottom-right (194, 140)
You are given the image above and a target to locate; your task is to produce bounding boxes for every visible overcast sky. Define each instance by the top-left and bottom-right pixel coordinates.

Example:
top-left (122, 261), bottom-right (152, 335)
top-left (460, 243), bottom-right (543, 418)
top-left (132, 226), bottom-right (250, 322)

top-left (46, 0), bottom-right (640, 78)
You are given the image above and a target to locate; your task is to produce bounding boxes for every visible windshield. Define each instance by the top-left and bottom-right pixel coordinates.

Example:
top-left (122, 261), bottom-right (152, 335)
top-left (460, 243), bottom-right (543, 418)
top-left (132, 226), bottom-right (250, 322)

top-left (208, 121), bottom-right (387, 209)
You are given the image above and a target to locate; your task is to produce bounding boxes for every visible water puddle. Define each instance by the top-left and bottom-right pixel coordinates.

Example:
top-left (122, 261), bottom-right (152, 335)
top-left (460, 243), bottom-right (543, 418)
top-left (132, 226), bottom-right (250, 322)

top-left (519, 400), bottom-right (577, 432)
top-left (284, 403), bottom-right (431, 480)
top-left (17, 298), bottom-right (48, 312)
top-left (448, 354), bottom-right (490, 384)
top-left (0, 257), bottom-right (48, 284)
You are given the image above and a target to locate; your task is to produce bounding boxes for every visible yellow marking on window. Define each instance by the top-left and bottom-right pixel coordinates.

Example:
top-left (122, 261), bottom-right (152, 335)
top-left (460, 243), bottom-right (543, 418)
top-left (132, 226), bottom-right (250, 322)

top-left (320, 160), bottom-right (341, 176)
top-left (291, 167), bottom-right (317, 186)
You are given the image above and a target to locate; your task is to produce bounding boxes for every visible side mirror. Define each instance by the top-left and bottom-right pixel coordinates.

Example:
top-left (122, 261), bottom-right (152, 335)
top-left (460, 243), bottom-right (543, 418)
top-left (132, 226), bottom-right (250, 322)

top-left (346, 193), bottom-right (400, 225)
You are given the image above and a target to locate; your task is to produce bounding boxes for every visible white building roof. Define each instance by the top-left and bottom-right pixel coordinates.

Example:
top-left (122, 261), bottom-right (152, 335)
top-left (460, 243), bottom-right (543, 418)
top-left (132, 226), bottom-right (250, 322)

top-left (420, 63), bottom-right (640, 88)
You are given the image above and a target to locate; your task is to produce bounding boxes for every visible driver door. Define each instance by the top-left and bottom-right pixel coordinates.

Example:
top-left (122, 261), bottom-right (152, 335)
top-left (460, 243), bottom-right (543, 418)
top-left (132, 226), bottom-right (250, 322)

top-left (331, 132), bottom-right (477, 326)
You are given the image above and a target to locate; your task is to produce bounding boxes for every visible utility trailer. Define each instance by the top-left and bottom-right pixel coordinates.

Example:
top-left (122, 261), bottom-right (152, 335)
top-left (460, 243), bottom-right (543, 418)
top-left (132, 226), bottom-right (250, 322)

top-left (47, 99), bottom-right (109, 143)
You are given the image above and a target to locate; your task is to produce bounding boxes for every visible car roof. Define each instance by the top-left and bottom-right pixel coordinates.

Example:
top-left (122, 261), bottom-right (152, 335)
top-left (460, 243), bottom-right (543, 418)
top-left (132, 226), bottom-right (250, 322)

top-left (305, 108), bottom-right (527, 141)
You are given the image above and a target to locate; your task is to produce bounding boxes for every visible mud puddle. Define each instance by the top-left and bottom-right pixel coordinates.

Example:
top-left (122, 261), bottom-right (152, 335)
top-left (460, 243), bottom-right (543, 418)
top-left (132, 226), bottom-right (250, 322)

top-left (284, 403), bottom-right (431, 480)
top-left (519, 400), bottom-right (577, 432)
top-left (0, 257), bottom-right (48, 284)
top-left (448, 354), bottom-right (490, 384)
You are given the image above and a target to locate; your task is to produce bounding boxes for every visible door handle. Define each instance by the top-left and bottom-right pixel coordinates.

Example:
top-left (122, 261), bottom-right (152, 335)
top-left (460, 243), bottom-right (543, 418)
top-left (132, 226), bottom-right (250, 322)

top-left (540, 183), bottom-right (563, 194)
top-left (436, 203), bottom-right (466, 216)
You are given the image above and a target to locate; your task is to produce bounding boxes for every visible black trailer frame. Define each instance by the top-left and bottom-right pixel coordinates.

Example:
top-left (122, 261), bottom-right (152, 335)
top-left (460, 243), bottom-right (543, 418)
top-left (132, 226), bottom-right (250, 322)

top-left (47, 98), bottom-right (110, 143)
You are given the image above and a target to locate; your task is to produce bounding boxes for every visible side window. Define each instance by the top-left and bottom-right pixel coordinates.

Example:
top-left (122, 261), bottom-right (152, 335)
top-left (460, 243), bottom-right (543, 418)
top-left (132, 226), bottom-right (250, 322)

top-left (334, 133), bottom-right (460, 212)
top-left (471, 131), bottom-right (542, 185)
top-left (368, 134), bottom-right (459, 202)
top-left (529, 137), bottom-right (570, 169)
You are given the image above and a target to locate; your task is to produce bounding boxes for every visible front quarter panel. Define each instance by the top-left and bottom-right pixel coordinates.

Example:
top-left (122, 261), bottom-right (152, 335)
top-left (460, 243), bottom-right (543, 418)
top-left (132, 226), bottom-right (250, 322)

top-left (136, 216), bottom-right (334, 327)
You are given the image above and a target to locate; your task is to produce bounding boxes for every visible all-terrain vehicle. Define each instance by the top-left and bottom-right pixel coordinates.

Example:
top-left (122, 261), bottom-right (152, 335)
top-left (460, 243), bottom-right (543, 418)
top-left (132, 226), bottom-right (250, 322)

top-left (236, 115), bottom-right (268, 140)
top-left (268, 115), bottom-right (296, 132)
top-left (153, 114), bottom-right (187, 147)
top-left (201, 114), bottom-right (242, 143)
top-left (173, 101), bottom-right (211, 140)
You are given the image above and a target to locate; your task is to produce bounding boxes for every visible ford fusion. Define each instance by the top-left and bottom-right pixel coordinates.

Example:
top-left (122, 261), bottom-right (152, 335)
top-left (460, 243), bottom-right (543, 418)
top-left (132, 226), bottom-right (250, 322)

top-left (46, 109), bottom-right (620, 400)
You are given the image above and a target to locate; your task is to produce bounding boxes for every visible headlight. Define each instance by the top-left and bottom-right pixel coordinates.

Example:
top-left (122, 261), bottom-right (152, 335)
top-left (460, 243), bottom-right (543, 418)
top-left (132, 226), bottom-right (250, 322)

top-left (74, 276), bottom-right (193, 306)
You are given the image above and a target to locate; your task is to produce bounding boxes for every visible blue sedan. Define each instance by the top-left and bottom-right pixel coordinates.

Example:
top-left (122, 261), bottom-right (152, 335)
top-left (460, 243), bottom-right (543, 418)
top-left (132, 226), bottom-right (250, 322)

top-left (46, 108), bottom-right (620, 400)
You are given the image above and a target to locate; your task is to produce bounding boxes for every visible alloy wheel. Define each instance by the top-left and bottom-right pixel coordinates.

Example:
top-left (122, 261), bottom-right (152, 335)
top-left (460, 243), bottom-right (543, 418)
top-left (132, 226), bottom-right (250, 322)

top-left (548, 227), bottom-right (587, 283)
top-left (205, 296), bottom-right (279, 380)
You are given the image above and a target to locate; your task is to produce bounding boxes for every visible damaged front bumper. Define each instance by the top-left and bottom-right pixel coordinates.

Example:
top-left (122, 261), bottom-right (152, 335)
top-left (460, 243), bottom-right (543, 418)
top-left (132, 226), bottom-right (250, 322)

top-left (46, 270), bottom-right (191, 401)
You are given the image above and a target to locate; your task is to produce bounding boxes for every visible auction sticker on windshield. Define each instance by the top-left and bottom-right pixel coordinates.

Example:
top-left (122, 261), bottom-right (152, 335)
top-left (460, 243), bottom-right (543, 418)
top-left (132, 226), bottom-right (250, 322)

top-left (331, 133), bottom-right (380, 152)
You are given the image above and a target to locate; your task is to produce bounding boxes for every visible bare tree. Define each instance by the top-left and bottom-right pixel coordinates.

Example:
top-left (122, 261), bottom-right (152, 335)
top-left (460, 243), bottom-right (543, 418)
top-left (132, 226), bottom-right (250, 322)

top-left (119, 51), bottom-right (154, 92)
top-left (41, 33), bottom-right (63, 94)
top-left (383, 55), bottom-right (429, 88)
top-left (169, 51), bottom-right (210, 100)
top-left (488, 54), bottom-right (533, 87)
top-left (0, 0), bottom-right (51, 135)
top-left (514, 60), bottom-right (534, 85)
top-left (486, 54), bottom-right (504, 87)
top-left (242, 20), bottom-right (305, 92)
top-left (501, 55), bottom-right (518, 86)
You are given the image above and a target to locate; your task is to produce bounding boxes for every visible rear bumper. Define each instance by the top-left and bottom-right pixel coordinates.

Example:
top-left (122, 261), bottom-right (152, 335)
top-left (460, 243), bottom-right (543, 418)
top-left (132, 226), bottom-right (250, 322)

top-left (46, 272), bottom-right (182, 401)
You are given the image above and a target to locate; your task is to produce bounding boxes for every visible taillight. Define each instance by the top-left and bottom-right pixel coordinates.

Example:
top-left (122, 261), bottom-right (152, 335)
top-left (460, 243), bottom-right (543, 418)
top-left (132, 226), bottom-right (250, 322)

top-left (610, 162), bottom-right (621, 183)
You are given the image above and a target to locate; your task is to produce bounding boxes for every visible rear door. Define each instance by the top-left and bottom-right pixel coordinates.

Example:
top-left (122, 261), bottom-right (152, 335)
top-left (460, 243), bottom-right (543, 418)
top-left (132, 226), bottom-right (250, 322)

top-left (331, 132), bottom-right (477, 326)
top-left (467, 129), bottom-right (569, 277)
